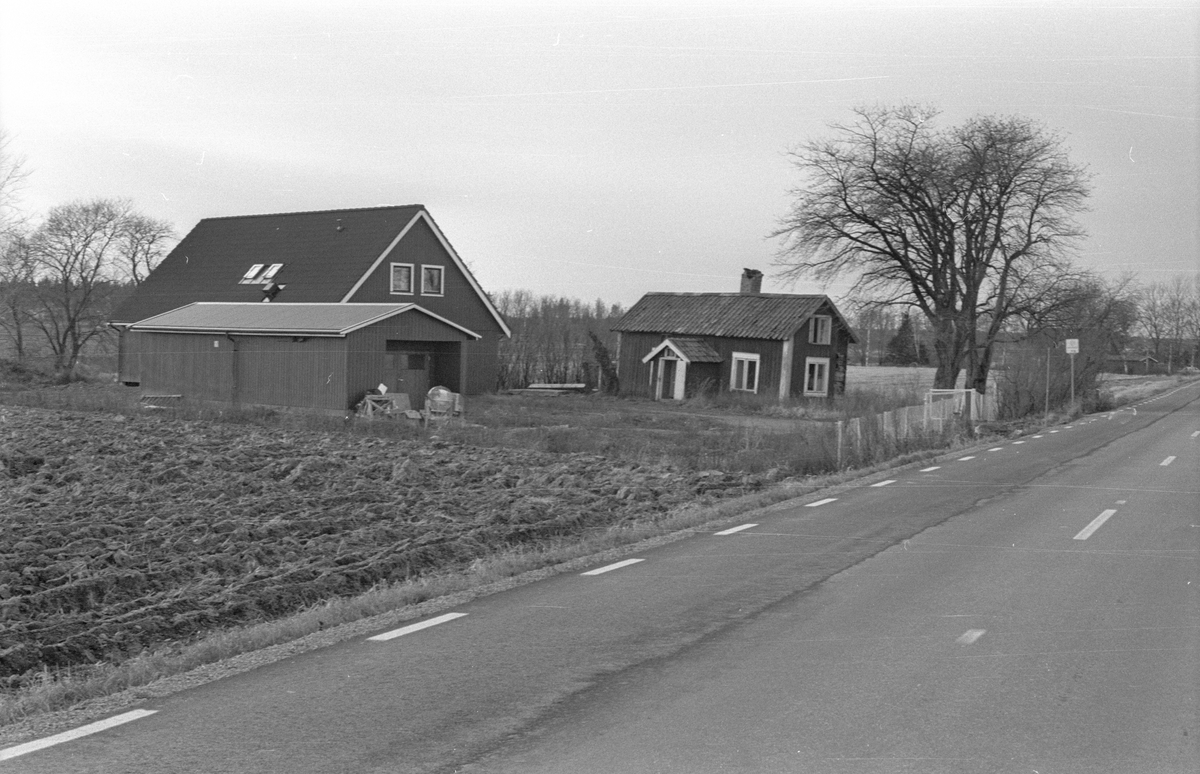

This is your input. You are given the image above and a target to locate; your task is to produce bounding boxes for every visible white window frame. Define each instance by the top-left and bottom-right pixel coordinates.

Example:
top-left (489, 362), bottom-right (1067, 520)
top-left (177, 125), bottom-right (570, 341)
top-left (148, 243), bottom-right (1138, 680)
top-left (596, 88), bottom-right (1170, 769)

top-left (421, 264), bottom-right (445, 296)
top-left (390, 263), bottom-right (414, 295)
top-left (731, 352), bottom-right (760, 393)
top-left (809, 315), bottom-right (832, 345)
top-left (804, 357), bottom-right (830, 396)
top-left (239, 264), bottom-right (265, 284)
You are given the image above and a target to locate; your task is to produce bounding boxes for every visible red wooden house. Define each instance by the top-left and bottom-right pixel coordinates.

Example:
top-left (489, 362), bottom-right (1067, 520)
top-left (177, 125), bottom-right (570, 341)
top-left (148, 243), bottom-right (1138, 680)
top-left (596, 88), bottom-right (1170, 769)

top-left (110, 205), bottom-right (510, 412)
top-left (612, 270), bottom-right (855, 400)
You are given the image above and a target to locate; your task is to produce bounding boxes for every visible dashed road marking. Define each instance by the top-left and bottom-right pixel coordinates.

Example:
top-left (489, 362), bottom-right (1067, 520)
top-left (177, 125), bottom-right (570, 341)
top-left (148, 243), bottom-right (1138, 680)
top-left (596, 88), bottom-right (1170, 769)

top-left (806, 498), bottom-right (838, 507)
top-left (369, 612), bottom-right (468, 641)
top-left (1032, 435), bottom-right (1044, 439)
top-left (1161, 456), bottom-right (1176, 466)
top-left (1074, 509), bottom-right (1118, 541)
top-left (988, 447), bottom-right (1003, 452)
top-left (0, 710), bottom-right (158, 761)
top-left (714, 523), bottom-right (757, 535)
top-left (1191, 431), bottom-right (1199, 438)
top-left (920, 466), bottom-right (941, 472)
top-left (1012, 441), bottom-right (1026, 445)
top-left (870, 480), bottom-right (896, 487)
top-left (957, 629), bottom-right (987, 645)
top-left (958, 456), bottom-right (976, 461)
top-left (581, 558), bottom-right (645, 576)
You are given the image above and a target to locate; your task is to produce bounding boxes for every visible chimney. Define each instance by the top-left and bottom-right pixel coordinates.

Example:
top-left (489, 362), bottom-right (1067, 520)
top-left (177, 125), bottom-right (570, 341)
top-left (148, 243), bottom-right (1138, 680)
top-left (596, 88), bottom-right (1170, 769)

top-left (740, 268), bottom-right (763, 295)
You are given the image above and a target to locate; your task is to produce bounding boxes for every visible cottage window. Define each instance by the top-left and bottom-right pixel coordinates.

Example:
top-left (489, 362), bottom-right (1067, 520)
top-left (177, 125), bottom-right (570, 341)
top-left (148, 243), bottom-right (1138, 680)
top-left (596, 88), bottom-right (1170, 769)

top-left (809, 315), bottom-right (832, 345)
top-left (731, 352), bottom-right (760, 393)
top-left (390, 263), bottom-right (414, 294)
top-left (422, 265), bottom-right (444, 296)
top-left (804, 357), bottom-right (830, 396)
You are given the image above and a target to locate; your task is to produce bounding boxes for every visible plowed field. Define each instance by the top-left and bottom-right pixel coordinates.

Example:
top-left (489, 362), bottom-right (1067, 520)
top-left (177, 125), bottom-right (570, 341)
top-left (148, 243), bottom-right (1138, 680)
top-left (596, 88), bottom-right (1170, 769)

top-left (0, 406), bottom-right (758, 689)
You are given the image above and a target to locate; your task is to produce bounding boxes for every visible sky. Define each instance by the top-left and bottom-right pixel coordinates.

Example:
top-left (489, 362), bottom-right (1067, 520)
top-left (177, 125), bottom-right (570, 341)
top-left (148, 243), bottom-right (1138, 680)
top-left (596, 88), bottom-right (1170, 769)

top-left (0, 0), bottom-right (1196, 309)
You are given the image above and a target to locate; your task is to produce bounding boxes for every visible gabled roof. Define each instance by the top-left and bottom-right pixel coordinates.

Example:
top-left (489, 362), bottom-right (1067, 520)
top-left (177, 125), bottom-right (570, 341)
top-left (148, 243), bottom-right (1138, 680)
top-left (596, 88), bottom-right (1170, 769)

top-left (129, 302), bottom-right (481, 339)
top-left (110, 205), bottom-right (509, 336)
top-left (613, 293), bottom-right (857, 343)
top-left (642, 337), bottom-right (724, 363)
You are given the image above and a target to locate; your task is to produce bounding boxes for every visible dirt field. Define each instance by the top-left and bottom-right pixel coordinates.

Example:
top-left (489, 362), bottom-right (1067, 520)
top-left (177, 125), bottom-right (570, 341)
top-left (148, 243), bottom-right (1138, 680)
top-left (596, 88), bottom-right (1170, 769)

top-left (0, 404), bottom-right (768, 690)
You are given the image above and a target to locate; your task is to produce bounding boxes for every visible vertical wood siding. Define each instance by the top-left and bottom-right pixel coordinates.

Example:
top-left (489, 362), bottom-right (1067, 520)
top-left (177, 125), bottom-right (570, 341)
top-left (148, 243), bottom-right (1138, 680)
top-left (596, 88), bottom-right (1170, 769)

top-left (617, 332), bottom-right (785, 398)
top-left (346, 217), bottom-right (506, 394)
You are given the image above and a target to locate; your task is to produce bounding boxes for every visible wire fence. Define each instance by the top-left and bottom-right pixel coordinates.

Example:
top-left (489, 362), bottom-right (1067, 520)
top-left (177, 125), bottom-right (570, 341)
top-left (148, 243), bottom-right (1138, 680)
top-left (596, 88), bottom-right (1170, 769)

top-left (834, 390), bottom-right (997, 469)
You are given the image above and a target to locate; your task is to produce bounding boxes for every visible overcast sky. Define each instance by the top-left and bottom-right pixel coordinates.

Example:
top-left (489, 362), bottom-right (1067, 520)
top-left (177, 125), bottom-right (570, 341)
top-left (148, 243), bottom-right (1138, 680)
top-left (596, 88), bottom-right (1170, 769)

top-left (1, 0), bottom-right (1196, 308)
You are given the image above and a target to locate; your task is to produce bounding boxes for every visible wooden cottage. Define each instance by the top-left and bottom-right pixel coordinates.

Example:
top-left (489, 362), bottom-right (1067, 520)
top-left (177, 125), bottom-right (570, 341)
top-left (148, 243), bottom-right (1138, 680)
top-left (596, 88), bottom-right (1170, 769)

top-left (110, 205), bottom-right (510, 412)
top-left (612, 270), bottom-right (855, 400)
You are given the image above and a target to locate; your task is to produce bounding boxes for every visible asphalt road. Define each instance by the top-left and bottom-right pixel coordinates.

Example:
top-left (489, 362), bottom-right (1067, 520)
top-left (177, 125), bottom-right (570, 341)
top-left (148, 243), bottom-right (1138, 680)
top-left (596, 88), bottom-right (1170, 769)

top-left (3, 383), bottom-right (1197, 773)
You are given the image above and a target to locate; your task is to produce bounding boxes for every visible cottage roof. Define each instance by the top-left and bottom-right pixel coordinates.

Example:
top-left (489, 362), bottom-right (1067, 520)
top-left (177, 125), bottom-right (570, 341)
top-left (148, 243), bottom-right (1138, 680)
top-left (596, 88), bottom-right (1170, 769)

top-left (642, 337), bottom-right (724, 363)
top-left (613, 293), bottom-right (857, 343)
top-left (110, 205), bottom-right (509, 335)
top-left (129, 302), bottom-right (481, 339)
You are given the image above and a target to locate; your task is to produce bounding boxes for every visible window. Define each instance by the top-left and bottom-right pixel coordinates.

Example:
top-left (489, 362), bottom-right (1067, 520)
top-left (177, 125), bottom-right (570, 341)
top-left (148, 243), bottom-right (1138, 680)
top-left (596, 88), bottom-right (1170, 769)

top-left (809, 315), bottom-right (832, 345)
top-left (731, 352), bottom-right (760, 393)
top-left (239, 264), bottom-right (265, 284)
top-left (804, 357), bottom-right (830, 396)
top-left (239, 263), bottom-right (284, 285)
top-left (390, 263), bottom-right (414, 294)
top-left (421, 265), bottom-right (444, 296)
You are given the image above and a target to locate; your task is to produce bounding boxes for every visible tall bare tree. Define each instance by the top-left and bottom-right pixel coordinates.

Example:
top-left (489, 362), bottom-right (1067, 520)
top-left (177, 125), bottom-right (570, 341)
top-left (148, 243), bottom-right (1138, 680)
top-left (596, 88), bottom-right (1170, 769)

top-left (26, 198), bottom-right (175, 374)
top-left (773, 105), bottom-right (1091, 393)
top-left (0, 131), bottom-right (33, 360)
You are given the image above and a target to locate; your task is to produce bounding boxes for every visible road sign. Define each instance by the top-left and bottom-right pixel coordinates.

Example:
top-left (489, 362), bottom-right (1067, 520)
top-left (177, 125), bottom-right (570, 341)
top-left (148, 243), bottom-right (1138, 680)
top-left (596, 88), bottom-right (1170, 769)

top-left (1065, 338), bottom-right (1079, 354)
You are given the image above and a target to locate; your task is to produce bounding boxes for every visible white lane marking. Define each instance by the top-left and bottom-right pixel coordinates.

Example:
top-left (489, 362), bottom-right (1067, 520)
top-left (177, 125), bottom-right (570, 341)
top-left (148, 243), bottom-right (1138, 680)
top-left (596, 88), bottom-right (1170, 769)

top-left (870, 480), bottom-right (896, 487)
top-left (715, 523), bottom-right (757, 535)
top-left (1116, 500), bottom-right (1127, 505)
top-left (988, 447), bottom-right (1003, 452)
top-left (581, 558), bottom-right (644, 576)
top-left (920, 466), bottom-right (941, 472)
top-left (806, 498), bottom-right (838, 507)
top-left (0, 710), bottom-right (158, 761)
top-left (1160, 456), bottom-right (1176, 466)
top-left (958, 456), bottom-right (976, 461)
top-left (1012, 441), bottom-right (1026, 445)
top-left (369, 612), bottom-right (467, 641)
top-left (1191, 431), bottom-right (1199, 438)
top-left (1074, 509), bottom-right (1118, 541)
top-left (1032, 435), bottom-right (1044, 439)
top-left (957, 629), bottom-right (987, 645)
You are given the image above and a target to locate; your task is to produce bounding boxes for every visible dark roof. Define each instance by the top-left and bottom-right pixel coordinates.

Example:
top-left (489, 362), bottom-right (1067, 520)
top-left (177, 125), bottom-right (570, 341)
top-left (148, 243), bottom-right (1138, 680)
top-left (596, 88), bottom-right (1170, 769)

top-left (110, 205), bottom-right (507, 328)
top-left (665, 337), bottom-right (724, 363)
top-left (612, 293), bottom-right (857, 343)
top-left (129, 302), bottom-right (480, 339)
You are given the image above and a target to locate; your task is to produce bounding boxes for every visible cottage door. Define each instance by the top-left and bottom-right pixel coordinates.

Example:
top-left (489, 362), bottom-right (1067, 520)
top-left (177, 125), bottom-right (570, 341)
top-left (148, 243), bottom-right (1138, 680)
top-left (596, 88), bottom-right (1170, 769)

top-left (657, 356), bottom-right (678, 400)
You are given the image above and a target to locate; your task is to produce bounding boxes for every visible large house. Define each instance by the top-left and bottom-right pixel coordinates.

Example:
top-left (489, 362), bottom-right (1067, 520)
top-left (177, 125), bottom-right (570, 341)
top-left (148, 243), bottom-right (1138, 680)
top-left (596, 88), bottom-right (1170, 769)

top-left (611, 270), bottom-right (855, 400)
top-left (110, 205), bottom-right (510, 412)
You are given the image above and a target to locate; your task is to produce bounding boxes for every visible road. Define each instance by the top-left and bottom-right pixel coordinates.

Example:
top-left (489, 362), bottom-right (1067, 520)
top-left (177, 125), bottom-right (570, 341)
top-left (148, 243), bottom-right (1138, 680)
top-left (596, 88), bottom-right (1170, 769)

top-left (3, 383), bottom-right (1197, 773)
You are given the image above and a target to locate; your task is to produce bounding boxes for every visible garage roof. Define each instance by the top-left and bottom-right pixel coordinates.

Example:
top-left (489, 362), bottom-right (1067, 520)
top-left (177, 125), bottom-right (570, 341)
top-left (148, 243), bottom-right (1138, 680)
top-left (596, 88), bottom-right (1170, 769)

top-left (128, 302), bottom-right (481, 339)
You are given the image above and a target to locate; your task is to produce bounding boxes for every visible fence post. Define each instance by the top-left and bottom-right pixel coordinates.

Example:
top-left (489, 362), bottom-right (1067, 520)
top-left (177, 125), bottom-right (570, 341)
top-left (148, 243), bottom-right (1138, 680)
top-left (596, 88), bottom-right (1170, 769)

top-left (836, 420), bottom-right (843, 469)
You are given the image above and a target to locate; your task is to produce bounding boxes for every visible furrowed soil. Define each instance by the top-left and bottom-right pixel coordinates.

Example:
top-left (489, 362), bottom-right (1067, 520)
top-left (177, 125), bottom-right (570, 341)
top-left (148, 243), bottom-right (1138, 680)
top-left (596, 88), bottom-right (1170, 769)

top-left (0, 406), bottom-right (761, 692)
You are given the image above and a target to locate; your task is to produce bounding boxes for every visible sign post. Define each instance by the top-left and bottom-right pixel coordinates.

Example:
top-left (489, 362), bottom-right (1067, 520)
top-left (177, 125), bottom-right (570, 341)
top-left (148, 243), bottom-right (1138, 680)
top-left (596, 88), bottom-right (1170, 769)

top-left (1065, 338), bottom-right (1079, 407)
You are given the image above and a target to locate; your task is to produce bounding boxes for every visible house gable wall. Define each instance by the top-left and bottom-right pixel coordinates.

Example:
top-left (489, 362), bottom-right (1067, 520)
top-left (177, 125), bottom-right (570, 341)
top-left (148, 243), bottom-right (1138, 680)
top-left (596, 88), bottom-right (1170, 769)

top-left (346, 217), bottom-right (502, 393)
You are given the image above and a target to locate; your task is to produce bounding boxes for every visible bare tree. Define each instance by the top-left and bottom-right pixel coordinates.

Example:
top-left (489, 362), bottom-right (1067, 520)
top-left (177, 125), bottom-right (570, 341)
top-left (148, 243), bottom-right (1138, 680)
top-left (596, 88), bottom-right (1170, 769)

top-left (773, 105), bottom-right (1091, 393)
top-left (0, 131), bottom-right (33, 360)
top-left (26, 198), bottom-right (175, 374)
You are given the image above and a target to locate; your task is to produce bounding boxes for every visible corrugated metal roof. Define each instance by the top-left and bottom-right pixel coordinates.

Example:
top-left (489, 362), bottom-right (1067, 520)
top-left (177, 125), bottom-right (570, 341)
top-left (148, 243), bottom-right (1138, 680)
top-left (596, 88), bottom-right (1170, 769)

top-left (612, 293), bottom-right (846, 341)
top-left (129, 302), bottom-right (480, 338)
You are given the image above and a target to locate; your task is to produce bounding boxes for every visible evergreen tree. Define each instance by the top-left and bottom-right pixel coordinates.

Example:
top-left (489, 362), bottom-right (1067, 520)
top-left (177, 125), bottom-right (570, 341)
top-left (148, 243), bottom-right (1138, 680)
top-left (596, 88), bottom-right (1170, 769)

top-left (884, 314), bottom-right (921, 365)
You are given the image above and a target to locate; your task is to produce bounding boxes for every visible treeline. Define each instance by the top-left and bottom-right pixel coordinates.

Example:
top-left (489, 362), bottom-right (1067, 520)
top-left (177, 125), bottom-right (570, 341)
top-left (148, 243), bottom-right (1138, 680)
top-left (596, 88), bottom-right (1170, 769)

top-left (492, 289), bottom-right (624, 390)
top-left (0, 198), bottom-right (174, 377)
top-left (847, 273), bottom-right (1200, 375)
